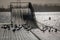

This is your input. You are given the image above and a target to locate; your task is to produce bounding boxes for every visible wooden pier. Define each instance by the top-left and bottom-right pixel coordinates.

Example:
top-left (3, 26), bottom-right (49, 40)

top-left (0, 27), bottom-right (38, 40)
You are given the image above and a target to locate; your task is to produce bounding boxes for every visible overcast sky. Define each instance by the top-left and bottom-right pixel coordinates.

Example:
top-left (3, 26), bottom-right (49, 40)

top-left (0, 0), bottom-right (60, 8)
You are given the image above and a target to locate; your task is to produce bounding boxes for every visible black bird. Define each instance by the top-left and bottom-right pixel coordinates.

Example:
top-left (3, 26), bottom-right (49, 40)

top-left (55, 29), bottom-right (57, 32)
top-left (6, 25), bottom-right (10, 30)
top-left (17, 27), bottom-right (22, 31)
top-left (12, 29), bottom-right (16, 32)
top-left (1, 25), bottom-right (7, 29)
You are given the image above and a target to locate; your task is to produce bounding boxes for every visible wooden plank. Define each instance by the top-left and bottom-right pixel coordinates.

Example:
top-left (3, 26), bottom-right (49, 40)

top-left (0, 28), bottom-right (5, 40)
top-left (0, 27), bottom-right (38, 40)
top-left (31, 28), bottom-right (60, 40)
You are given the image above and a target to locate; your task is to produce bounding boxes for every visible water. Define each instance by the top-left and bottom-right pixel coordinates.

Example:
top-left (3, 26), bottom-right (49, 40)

top-left (0, 12), bottom-right (11, 24)
top-left (35, 12), bottom-right (60, 29)
top-left (0, 12), bottom-right (60, 29)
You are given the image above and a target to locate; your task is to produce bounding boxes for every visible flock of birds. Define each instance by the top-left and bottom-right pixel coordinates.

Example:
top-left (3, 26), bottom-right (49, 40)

top-left (0, 21), bottom-right (60, 33)
top-left (39, 25), bottom-right (59, 33)
top-left (1, 24), bottom-right (32, 32)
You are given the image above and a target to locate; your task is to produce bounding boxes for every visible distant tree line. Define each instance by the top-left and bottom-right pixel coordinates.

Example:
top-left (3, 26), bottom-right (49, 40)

top-left (0, 8), bottom-right (10, 12)
top-left (0, 4), bottom-right (60, 12)
top-left (32, 4), bottom-right (60, 12)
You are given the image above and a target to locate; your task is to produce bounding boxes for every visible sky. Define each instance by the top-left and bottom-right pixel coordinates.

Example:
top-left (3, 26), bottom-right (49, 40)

top-left (0, 0), bottom-right (60, 8)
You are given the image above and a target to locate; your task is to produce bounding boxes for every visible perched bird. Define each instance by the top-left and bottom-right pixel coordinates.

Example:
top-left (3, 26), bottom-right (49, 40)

top-left (12, 29), bottom-right (16, 32)
top-left (17, 27), bottom-right (22, 31)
